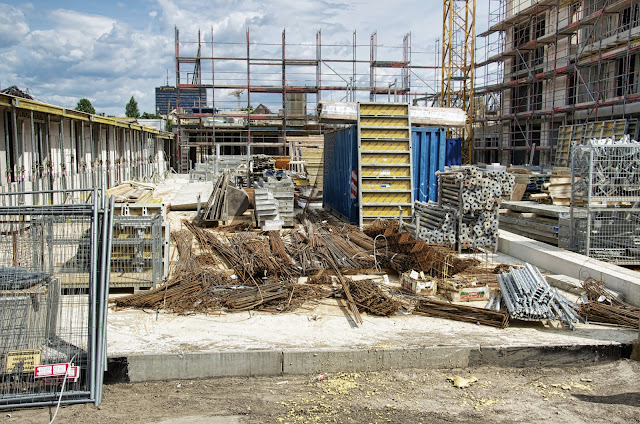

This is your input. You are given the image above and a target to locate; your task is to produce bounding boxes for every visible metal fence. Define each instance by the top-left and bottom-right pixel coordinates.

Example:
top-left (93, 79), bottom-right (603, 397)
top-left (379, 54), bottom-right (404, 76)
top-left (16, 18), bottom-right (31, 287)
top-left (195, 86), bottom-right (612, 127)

top-left (570, 142), bottom-right (640, 264)
top-left (0, 189), bottom-right (113, 409)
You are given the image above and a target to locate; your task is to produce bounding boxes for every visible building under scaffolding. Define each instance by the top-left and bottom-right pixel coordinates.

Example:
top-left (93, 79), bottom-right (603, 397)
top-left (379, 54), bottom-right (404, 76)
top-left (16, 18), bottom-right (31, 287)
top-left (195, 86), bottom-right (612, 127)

top-left (173, 27), bottom-right (442, 172)
top-left (474, 0), bottom-right (640, 166)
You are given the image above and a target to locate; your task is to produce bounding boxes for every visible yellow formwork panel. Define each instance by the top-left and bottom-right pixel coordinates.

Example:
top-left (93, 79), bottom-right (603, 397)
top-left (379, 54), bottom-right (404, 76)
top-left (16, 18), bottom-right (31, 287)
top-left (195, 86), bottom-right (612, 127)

top-left (359, 117), bottom-right (409, 127)
top-left (362, 206), bottom-right (412, 217)
top-left (360, 104), bottom-right (409, 116)
top-left (360, 140), bottom-right (409, 151)
top-left (361, 153), bottom-right (410, 164)
top-left (362, 192), bottom-right (412, 204)
top-left (360, 128), bottom-right (409, 139)
top-left (360, 180), bottom-right (411, 190)
top-left (361, 166), bottom-right (410, 177)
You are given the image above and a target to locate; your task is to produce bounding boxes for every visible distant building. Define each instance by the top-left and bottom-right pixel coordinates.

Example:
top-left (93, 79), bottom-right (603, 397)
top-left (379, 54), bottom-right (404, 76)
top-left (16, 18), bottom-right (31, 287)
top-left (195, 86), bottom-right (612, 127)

top-left (155, 86), bottom-right (207, 116)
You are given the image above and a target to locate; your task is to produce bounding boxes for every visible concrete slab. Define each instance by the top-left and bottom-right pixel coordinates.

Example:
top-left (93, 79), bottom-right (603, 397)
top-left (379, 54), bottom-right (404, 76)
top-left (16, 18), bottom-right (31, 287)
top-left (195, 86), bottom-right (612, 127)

top-left (498, 230), bottom-right (640, 306)
top-left (152, 174), bottom-right (213, 210)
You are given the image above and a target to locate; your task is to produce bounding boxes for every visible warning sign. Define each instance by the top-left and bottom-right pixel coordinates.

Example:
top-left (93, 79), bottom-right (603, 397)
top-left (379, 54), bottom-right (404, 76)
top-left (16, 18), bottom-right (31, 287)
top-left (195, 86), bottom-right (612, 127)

top-left (34, 363), bottom-right (70, 378)
top-left (5, 350), bottom-right (41, 374)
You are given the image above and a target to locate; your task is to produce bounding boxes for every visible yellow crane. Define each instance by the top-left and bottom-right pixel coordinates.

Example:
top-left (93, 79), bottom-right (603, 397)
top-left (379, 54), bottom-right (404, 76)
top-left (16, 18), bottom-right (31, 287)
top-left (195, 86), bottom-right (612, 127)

top-left (228, 89), bottom-right (244, 110)
top-left (442, 0), bottom-right (476, 165)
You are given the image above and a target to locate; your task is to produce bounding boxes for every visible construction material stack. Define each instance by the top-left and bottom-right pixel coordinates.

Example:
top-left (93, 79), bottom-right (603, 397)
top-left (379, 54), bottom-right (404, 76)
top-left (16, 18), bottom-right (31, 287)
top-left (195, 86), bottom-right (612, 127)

top-left (570, 138), bottom-right (640, 265)
top-left (258, 173), bottom-right (295, 228)
top-left (407, 165), bottom-right (514, 250)
top-left (356, 103), bottom-right (413, 227)
top-left (254, 189), bottom-right (283, 231)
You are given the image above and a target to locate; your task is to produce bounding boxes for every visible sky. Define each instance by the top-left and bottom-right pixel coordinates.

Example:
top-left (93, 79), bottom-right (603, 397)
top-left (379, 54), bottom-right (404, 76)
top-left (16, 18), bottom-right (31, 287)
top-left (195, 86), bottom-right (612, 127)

top-left (0, 1), bottom-right (490, 116)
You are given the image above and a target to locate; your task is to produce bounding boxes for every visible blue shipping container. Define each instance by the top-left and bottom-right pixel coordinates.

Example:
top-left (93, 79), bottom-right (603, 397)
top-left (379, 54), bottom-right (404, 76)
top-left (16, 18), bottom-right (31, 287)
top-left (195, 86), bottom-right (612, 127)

top-left (446, 137), bottom-right (462, 166)
top-left (412, 127), bottom-right (463, 202)
top-left (322, 126), bottom-right (358, 224)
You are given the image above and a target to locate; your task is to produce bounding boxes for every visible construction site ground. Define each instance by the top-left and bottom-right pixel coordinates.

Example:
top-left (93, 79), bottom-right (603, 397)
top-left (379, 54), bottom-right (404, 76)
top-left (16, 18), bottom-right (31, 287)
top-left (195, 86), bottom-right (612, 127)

top-left (10, 360), bottom-right (640, 423)
top-left (103, 177), bottom-right (639, 382)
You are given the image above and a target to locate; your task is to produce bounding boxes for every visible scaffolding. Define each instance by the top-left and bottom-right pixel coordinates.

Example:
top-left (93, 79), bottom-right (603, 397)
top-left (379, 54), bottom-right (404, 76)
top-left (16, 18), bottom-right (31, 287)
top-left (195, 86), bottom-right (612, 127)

top-left (474, 0), bottom-right (640, 166)
top-left (173, 27), bottom-right (441, 172)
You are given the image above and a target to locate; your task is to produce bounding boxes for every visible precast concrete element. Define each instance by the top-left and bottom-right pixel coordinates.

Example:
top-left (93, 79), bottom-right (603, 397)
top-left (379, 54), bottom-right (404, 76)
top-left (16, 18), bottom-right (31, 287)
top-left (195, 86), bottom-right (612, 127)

top-left (498, 231), bottom-right (640, 306)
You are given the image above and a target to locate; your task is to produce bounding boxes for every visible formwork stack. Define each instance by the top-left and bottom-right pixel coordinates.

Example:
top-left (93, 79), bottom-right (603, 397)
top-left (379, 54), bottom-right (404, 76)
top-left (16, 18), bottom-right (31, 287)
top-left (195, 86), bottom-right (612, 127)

top-left (357, 103), bottom-right (413, 227)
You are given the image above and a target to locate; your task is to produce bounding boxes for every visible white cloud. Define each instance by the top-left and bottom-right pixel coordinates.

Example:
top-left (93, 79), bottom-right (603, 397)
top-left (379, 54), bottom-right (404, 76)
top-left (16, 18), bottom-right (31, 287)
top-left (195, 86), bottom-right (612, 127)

top-left (0, 0), bottom-right (494, 117)
top-left (0, 4), bottom-right (30, 47)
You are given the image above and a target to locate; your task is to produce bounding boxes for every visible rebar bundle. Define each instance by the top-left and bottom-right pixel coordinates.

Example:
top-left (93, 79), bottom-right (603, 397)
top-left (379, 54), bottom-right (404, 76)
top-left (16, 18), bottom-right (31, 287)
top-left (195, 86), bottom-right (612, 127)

top-left (497, 264), bottom-right (582, 329)
top-left (578, 278), bottom-right (640, 329)
top-left (348, 279), bottom-right (401, 316)
top-left (414, 298), bottom-right (509, 328)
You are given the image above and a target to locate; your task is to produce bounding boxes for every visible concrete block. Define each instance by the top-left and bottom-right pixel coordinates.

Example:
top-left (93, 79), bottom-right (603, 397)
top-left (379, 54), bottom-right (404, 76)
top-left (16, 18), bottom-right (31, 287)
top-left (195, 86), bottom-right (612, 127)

top-left (498, 230), bottom-right (640, 306)
top-left (282, 347), bottom-right (473, 374)
top-left (126, 350), bottom-right (283, 382)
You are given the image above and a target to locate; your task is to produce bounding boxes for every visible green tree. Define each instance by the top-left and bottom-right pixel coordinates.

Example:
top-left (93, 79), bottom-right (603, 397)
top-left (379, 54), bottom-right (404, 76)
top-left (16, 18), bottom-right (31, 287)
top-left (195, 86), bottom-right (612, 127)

top-left (125, 96), bottom-right (140, 118)
top-left (141, 112), bottom-right (162, 119)
top-left (75, 98), bottom-right (95, 114)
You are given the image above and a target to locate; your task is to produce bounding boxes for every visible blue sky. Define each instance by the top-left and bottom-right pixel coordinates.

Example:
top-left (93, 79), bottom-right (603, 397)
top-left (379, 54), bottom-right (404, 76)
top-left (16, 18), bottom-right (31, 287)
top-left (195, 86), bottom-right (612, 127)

top-left (0, 1), bottom-right (490, 116)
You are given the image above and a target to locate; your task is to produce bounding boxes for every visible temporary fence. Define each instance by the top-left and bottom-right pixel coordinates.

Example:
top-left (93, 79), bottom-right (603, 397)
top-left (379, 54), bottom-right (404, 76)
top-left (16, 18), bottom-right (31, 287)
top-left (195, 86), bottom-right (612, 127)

top-left (0, 189), bottom-right (113, 409)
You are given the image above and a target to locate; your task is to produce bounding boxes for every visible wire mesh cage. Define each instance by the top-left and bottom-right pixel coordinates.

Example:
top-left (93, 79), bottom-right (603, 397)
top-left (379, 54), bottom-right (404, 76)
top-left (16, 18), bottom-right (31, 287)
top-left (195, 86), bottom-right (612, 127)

top-left (0, 189), bottom-right (113, 409)
top-left (570, 142), bottom-right (640, 265)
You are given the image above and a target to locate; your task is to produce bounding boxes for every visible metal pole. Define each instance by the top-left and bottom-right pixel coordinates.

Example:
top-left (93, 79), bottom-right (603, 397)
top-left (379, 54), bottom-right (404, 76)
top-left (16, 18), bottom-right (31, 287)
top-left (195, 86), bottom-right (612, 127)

top-left (88, 187), bottom-right (99, 402)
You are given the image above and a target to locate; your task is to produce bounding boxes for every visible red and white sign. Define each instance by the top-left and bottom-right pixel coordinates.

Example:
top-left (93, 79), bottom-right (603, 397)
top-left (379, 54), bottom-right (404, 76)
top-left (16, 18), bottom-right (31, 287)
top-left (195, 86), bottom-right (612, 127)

top-left (43, 366), bottom-right (79, 384)
top-left (34, 363), bottom-right (70, 378)
top-left (350, 170), bottom-right (358, 200)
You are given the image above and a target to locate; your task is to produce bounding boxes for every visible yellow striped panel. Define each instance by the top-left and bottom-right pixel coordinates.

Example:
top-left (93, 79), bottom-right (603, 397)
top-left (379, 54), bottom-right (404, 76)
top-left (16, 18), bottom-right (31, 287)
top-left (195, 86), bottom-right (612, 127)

top-left (361, 154), bottom-right (410, 164)
top-left (360, 140), bottom-right (409, 151)
top-left (360, 180), bottom-right (411, 190)
top-left (359, 117), bottom-right (409, 127)
top-left (362, 206), bottom-right (412, 217)
top-left (360, 104), bottom-right (409, 116)
top-left (361, 166), bottom-right (410, 177)
top-left (362, 192), bottom-right (412, 204)
top-left (361, 128), bottom-right (409, 139)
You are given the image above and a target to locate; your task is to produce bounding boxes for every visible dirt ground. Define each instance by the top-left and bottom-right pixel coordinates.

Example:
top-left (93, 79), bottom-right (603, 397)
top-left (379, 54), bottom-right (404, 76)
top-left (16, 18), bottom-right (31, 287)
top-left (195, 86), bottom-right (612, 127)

top-left (6, 359), bottom-right (639, 424)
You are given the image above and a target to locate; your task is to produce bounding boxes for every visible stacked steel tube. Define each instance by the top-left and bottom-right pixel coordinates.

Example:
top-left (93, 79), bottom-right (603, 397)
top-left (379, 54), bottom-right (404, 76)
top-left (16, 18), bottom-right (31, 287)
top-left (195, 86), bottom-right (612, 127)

top-left (407, 201), bottom-right (457, 245)
top-left (408, 166), bottom-right (514, 249)
top-left (497, 263), bottom-right (582, 330)
top-left (441, 167), bottom-right (513, 248)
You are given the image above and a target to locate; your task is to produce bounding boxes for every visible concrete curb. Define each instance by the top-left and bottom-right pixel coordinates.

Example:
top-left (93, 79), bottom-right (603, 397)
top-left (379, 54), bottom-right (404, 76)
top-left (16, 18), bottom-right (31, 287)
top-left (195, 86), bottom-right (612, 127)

top-left (106, 343), bottom-right (632, 383)
top-left (498, 230), bottom-right (640, 306)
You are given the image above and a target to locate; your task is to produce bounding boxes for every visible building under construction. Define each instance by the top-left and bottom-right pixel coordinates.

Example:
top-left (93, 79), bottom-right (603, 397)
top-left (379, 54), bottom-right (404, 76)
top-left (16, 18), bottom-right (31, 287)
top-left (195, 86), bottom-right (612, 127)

top-left (172, 28), bottom-right (442, 172)
top-left (474, 0), bottom-right (640, 166)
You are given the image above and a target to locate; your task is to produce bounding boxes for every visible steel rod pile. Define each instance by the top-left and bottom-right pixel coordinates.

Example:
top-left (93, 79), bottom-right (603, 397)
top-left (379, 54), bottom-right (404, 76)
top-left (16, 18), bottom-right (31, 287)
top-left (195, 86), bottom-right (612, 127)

top-left (578, 278), bottom-right (640, 329)
top-left (348, 278), bottom-right (401, 316)
top-left (414, 298), bottom-right (509, 328)
top-left (497, 264), bottom-right (582, 329)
